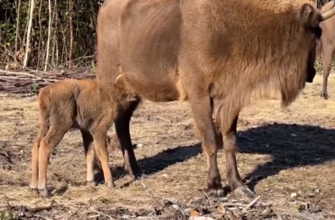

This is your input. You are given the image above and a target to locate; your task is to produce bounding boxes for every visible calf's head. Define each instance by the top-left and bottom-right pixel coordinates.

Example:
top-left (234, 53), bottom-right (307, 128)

top-left (299, 2), bottom-right (335, 83)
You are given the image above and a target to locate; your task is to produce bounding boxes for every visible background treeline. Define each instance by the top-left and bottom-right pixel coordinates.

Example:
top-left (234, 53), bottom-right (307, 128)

top-left (0, 0), bottom-right (103, 71)
top-left (0, 0), bottom-right (332, 72)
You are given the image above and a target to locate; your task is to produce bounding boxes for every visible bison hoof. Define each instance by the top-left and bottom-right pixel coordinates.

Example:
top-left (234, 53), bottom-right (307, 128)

top-left (320, 92), bottom-right (328, 100)
top-left (137, 173), bottom-right (148, 179)
top-left (207, 183), bottom-right (225, 198)
top-left (130, 168), bottom-right (143, 180)
top-left (230, 185), bottom-right (255, 202)
top-left (124, 162), bottom-right (143, 180)
top-left (208, 187), bottom-right (225, 198)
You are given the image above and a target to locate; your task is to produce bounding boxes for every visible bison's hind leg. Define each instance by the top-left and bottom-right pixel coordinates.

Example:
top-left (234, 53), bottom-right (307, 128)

top-left (187, 95), bottom-right (225, 197)
top-left (216, 107), bottom-right (255, 201)
top-left (30, 118), bottom-right (49, 192)
top-left (321, 43), bottom-right (334, 99)
top-left (115, 99), bottom-right (142, 180)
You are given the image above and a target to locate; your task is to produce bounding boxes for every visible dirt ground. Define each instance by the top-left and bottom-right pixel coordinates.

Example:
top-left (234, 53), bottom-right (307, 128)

top-left (1, 74), bottom-right (335, 220)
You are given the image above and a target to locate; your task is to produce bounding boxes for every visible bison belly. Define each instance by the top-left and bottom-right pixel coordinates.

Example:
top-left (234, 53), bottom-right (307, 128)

top-left (119, 0), bottom-right (183, 102)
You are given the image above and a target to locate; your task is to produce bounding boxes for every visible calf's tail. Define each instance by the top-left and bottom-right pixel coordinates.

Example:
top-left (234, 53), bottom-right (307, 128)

top-left (36, 87), bottom-right (51, 139)
top-left (316, 38), bottom-right (322, 59)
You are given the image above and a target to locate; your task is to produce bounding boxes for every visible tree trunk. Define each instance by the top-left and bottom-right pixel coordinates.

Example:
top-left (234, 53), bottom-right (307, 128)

top-left (14, 0), bottom-right (21, 64)
top-left (23, 0), bottom-right (35, 67)
top-left (68, 0), bottom-right (74, 69)
top-left (44, 0), bottom-right (52, 71)
top-left (37, 0), bottom-right (42, 69)
top-left (89, 0), bottom-right (97, 29)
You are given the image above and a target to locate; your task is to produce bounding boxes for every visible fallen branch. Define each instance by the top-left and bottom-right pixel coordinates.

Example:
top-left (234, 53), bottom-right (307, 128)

top-left (87, 214), bottom-right (100, 219)
top-left (83, 207), bottom-right (116, 220)
top-left (156, 116), bottom-right (171, 123)
top-left (0, 201), bottom-right (54, 213)
top-left (281, 212), bottom-right (318, 220)
top-left (238, 134), bottom-right (259, 143)
top-left (221, 203), bottom-right (247, 208)
top-left (139, 179), bottom-right (186, 217)
top-left (29, 200), bottom-right (54, 213)
top-left (242, 195), bottom-right (261, 213)
top-left (139, 179), bottom-right (168, 208)
top-left (33, 214), bottom-right (54, 220)
top-left (276, 213), bottom-right (284, 220)
top-left (0, 68), bottom-right (95, 94)
top-left (0, 69), bottom-right (44, 80)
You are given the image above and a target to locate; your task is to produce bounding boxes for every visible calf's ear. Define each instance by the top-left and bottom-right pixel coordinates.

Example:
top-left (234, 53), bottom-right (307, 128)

top-left (115, 74), bottom-right (138, 101)
top-left (115, 74), bottom-right (127, 89)
top-left (297, 3), bottom-right (321, 30)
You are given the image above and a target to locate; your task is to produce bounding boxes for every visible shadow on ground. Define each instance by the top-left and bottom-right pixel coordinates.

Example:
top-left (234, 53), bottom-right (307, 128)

top-left (236, 123), bottom-right (335, 191)
top-left (94, 144), bottom-right (202, 185)
top-left (92, 123), bottom-right (335, 192)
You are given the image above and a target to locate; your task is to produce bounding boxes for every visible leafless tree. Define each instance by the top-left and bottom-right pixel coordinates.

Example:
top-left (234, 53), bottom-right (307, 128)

top-left (14, 0), bottom-right (22, 64)
top-left (23, 0), bottom-right (35, 67)
top-left (44, 0), bottom-right (52, 71)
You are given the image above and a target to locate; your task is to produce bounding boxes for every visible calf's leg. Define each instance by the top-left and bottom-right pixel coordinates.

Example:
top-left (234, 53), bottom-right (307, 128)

top-left (30, 119), bottom-right (49, 190)
top-left (38, 126), bottom-right (67, 197)
top-left (321, 43), bottom-right (334, 99)
top-left (92, 129), bottom-right (114, 188)
top-left (115, 99), bottom-right (142, 179)
top-left (81, 130), bottom-right (96, 186)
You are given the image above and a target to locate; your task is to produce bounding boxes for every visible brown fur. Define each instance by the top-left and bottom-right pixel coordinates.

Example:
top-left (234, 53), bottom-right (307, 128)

top-left (317, 1), bottom-right (335, 99)
top-left (96, 0), bottom-right (333, 199)
top-left (29, 76), bottom-right (138, 197)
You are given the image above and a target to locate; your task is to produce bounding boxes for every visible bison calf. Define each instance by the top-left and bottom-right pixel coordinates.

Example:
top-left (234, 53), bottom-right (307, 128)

top-left (29, 75), bottom-right (137, 197)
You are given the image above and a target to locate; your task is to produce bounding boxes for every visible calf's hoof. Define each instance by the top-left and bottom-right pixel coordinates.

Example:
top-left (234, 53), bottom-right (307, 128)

top-left (29, 188), bottom-right (39, 196)
top-left (87, 180), bottom-right (96, 188)
top-left (107, 181), bottom-right (115, 188)
top-left (230, 185), bottom-right (255, 202)
top-left (39, 189), bottom-right (51, 198)
top-left (320, 91), bottom-right (328, 100)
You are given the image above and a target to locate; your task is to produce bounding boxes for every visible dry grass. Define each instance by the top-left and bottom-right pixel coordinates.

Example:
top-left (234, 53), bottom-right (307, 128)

top-left (1, 74), bottom-right (335, 219)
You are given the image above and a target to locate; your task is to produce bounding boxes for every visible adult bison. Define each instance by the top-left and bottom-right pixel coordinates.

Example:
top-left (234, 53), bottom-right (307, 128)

top-left (318, 0), bottom-right (335, 99)
top-left (96, 0), bottom-right (335, 199)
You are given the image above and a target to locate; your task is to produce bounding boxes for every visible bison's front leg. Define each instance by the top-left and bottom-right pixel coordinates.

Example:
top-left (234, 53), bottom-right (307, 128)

top-left (321, 45), bottom-right (333, 99)
top-left (187, 94), bottom-right (224, 197)
top-left (218, 110), bottom-right (255, 200)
